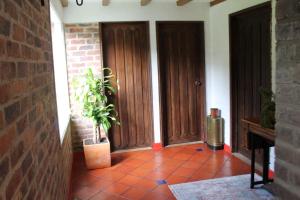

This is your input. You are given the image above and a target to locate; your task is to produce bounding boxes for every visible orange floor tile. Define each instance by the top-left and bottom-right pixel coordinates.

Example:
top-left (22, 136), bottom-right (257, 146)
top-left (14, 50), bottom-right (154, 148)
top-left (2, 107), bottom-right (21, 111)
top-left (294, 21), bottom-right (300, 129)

top-left (70, 143), bottom-right (251, 200)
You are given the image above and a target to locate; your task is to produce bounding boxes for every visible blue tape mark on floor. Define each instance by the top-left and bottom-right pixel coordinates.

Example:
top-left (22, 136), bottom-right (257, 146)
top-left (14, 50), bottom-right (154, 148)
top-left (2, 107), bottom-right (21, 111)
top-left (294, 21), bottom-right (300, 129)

top-left (196, 148), bottom-right (203, 152)
top-left (156, 180), bottom-right (167, 185)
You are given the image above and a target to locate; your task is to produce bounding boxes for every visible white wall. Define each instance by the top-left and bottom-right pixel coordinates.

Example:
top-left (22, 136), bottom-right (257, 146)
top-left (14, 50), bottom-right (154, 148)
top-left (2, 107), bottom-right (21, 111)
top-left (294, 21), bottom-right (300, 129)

top-left (209, 0), bottom-right (276, 170)
top-left (50, 0), bottom-right (64, 19)
top-left (50, 0), bottom-right (71, 143)
top-left (63, 1), bottom-right (210, 143)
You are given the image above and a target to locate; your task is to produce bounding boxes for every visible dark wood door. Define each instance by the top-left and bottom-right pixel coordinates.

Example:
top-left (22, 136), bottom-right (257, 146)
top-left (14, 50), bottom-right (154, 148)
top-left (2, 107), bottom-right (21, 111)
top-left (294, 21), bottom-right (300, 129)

top-left (101, 22), bottom-right (153, 151)
top-left (157, 22), bottom-right (206, 146)
top-left (230, 2), bottom-right (271, 159)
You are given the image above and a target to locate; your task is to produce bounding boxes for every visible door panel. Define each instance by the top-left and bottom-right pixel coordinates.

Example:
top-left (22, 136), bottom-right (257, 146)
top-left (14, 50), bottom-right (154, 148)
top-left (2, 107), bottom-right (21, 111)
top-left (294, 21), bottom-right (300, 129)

top-left (157, 22), bottom-right (206, 145)
top-left (101, 22), bottom-right (153, 151)
top-left (231, 3), bottom-right (271, 159)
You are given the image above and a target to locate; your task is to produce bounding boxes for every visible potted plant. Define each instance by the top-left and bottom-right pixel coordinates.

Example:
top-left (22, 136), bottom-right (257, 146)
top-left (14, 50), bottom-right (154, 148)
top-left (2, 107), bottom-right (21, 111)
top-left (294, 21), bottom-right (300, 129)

top-left (260, 87), bottom-right (276, 129)
top-left (73, 68), bottom-right (119, 169)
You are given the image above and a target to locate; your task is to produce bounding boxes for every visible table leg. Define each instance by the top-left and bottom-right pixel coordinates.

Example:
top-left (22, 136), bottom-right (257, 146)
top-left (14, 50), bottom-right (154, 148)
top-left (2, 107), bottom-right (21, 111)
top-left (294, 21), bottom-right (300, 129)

top-left (263, 144), bottom-right (270, 184)
top-left (251, 133), bottom-right (255, 189)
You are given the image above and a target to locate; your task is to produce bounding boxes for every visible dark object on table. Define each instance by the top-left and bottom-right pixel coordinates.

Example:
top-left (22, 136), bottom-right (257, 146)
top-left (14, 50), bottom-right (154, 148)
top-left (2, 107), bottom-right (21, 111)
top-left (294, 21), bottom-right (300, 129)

top-left (260, 88), bottom-right (276, 129)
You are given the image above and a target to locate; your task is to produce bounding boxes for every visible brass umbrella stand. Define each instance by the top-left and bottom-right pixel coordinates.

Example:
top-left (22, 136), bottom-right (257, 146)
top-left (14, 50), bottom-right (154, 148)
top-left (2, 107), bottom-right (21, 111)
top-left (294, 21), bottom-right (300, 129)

top-left (206, 108), bottom-right (224, 150)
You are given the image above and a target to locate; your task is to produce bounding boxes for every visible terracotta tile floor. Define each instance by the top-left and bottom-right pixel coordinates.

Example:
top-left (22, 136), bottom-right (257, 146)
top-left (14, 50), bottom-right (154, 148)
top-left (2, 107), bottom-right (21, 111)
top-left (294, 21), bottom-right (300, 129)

top-left (70, 143), bottom-right (251, 200)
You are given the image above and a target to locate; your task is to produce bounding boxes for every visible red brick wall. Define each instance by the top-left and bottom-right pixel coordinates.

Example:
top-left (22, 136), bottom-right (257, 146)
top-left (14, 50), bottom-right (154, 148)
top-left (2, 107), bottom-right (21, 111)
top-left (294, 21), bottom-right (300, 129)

top-left (64, 23), bottom-right (102, 151)
top-left (0, 0), bottom-right (72, 199)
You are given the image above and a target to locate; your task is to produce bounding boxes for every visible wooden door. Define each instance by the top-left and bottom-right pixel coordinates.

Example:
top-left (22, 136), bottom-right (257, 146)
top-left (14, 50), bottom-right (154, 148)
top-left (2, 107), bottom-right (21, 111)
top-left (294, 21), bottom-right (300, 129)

top-left (230, 2), bottom-right (271, 158)
top-left (157, 22), bottom-right (206, 146)
top-left (101, 22), bottom-right (153, 151)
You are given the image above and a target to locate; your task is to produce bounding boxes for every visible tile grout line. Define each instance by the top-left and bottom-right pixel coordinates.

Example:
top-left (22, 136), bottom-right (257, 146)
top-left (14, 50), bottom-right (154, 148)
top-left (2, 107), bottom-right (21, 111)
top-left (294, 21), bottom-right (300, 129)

top-left (73, 144), bottom-right (244, 200)
top-left (125, 146), bottom-right (200, 200)
top-left (184, 151), bottom-right (214, 181)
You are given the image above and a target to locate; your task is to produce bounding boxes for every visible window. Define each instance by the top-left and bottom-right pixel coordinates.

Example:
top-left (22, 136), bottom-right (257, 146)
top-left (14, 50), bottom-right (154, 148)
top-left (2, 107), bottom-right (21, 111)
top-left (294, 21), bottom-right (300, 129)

top-left (50, 2), bottom-right (70, 143)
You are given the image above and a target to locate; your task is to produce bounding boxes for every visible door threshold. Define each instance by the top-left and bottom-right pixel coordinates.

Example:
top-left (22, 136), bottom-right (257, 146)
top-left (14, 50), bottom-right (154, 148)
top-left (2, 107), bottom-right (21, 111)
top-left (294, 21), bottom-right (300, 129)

top-left (166, 141), bottom-right (204, 148)
top-left (112, 147), bottom-right (152, 154)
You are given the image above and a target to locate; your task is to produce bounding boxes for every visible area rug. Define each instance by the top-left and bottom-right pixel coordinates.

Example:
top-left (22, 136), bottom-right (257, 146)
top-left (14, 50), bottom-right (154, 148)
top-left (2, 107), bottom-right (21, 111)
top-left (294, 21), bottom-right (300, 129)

top-left (169, 174), bottom-right (274, 200)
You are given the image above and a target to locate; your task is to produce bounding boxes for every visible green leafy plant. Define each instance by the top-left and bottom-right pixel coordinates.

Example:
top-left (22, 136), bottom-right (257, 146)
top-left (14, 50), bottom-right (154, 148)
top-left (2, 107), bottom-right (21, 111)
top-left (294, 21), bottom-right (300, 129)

top-left (73, 68), bottom-right (119, 143)
top-left (260, 87), bottom-right (276, 129)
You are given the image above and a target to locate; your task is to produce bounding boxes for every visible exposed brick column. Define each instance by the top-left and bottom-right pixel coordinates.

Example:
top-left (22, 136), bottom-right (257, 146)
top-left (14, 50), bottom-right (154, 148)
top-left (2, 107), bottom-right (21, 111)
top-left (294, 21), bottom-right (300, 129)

top-left (0, 0), bottom-right (72, 199)
top-left (64, 23), bottom-right (102, 151)
top-left (274, 0), bottom-right (300, 199)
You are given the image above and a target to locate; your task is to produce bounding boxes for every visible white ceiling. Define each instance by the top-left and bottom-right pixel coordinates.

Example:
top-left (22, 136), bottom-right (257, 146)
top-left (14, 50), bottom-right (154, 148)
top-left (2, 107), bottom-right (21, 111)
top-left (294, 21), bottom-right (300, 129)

top-left (69, 0), bottom-right (210, 3)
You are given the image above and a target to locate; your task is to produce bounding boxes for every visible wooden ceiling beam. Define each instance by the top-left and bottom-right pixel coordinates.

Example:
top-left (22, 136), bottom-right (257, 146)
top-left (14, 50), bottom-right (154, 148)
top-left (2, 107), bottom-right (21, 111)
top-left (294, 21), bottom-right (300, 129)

top-left (176, 0), bottom-right (192, 6)
top-left (210, 0), bottom-right (226, 7)
top-left (102, 0), bottom-right (110, 6)
top-left (60, 0), bottom-right (68, 7)
top-left (141, 0), bottom-right (151, 6)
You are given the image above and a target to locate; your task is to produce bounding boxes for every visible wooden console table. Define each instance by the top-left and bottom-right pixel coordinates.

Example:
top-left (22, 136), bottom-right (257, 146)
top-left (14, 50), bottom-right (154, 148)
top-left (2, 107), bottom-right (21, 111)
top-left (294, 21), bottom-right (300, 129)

top-left (241, 118), bottom-right (275, 189)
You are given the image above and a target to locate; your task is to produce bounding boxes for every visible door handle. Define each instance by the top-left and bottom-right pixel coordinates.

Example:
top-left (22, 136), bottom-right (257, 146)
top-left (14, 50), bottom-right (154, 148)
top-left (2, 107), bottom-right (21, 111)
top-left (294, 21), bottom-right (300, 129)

top-left (195, 80), bottom-right (202, 86)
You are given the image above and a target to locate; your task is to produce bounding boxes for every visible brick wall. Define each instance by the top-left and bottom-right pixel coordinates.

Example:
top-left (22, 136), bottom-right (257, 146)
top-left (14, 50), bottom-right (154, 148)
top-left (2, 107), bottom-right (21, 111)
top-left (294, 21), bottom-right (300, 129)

top-left (0, 0), bottom-right (72, 199)
top-left (274, 0), bottom-right (300, 199)
top-left (64, 23), bottom-right (102, 151)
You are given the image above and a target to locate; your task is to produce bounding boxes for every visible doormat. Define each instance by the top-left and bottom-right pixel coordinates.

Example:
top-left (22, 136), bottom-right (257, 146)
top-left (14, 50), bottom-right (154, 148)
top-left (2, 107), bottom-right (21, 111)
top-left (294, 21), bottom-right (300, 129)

top-left (169, 174), bottom-right (274, 200)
